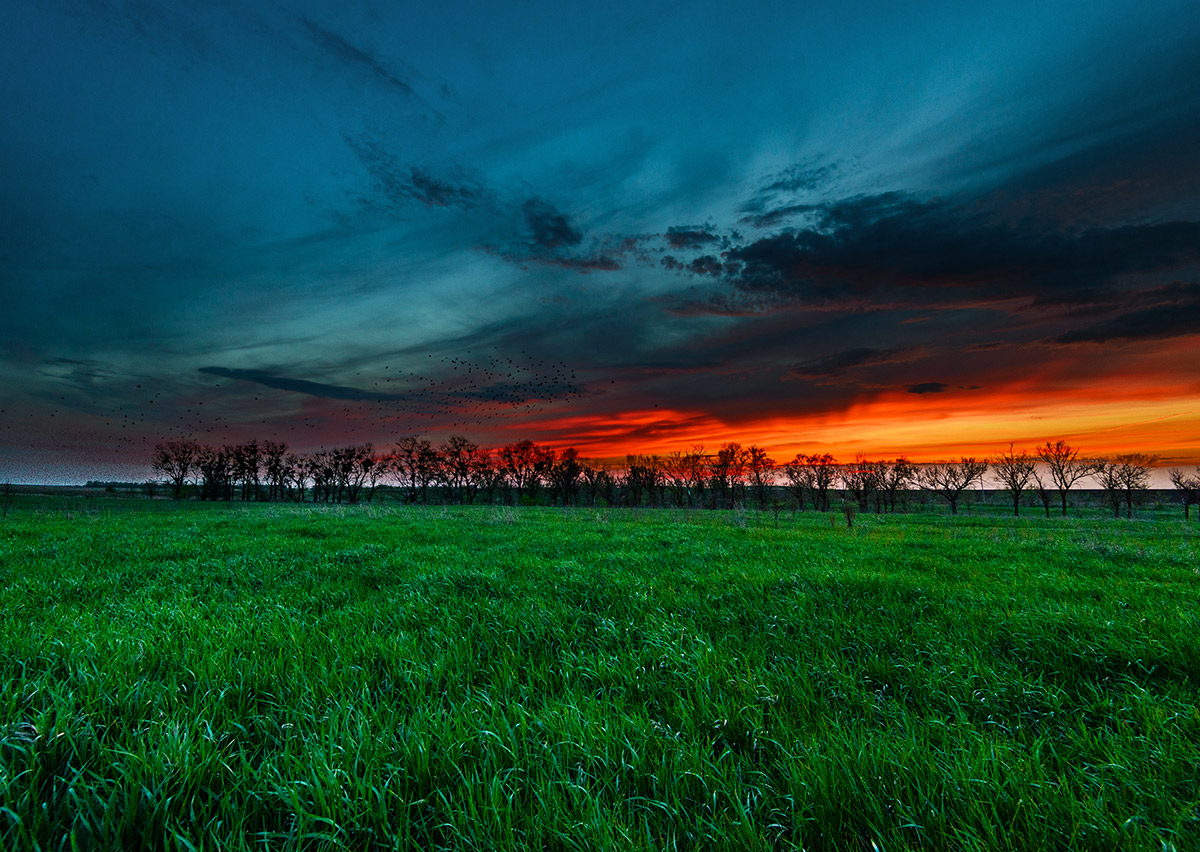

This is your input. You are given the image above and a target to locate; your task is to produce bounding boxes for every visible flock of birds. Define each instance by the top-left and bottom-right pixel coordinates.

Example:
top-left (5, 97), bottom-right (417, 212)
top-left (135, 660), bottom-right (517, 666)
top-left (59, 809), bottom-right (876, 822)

top-left (12, 348), bottom-right (592, 457)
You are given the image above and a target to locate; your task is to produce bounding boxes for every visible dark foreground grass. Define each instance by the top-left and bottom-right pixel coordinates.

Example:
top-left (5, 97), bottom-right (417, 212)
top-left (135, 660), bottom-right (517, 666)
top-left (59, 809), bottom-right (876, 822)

top-left (1, 502), bottom-right (1198, 851)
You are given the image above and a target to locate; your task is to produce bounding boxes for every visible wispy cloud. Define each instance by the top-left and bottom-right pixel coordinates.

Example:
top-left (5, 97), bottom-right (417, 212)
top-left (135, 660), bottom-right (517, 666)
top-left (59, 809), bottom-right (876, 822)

top-left (199, 367), bottom-right (407, 402)
top-left (297, 16), bottom-right (419, 99)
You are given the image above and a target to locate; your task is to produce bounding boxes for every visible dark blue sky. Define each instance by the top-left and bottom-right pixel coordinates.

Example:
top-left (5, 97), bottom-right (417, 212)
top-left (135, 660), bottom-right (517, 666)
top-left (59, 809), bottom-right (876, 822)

top-left (3, 0), bottom-right (1200, 481)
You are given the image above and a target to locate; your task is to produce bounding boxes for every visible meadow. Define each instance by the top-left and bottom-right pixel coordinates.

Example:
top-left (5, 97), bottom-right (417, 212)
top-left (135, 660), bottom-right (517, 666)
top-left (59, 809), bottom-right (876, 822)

top-left (1, 498), bottom-right (1197, 851)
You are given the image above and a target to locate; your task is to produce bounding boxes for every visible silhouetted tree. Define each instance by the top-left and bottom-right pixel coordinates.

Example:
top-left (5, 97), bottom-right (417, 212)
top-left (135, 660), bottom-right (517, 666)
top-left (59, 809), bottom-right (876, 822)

top-left (841, 453), bottom-right (880, 512)
top-left (1169, 467), bottom-right (1200, 520)
top-left (261, 440), bottom-right (290, 502)
top-left (307, 450), bottom-right (337, 503)
top-left (918, 457), bottom-right (988, 515)
top-left (499, 439), bottom-right (553, 504)
top-left (285, 453), bottom-right (308, 501)
top-left (195, 444), bottom-right (232, 501)
top-left (663, 446), bottom-right (707, 507)
top-left (1096, 453), bottom-right (1157, 518)
top-left (878, 457), bottom-right (915, 513)
top-left (339, 444), bottom-right (381, 503)
top-left (469, 449), bottom-right (502, 504)
top-left (152, 440), bottom-right (199, 499)
top-left (576, 460), bottom-right (610, 507)
top-left (1037, 440), bottom-right (1100, 517)
top-left (547, 447), bottom-right (584, 506)
top-left (745, 445), bottom-right (775, 510)
top-left (782, 453), bottom-right (840, 511)
top-left (392, 436), bottom-right (439, 504)
top-left (1030, 469), bottom-right (1054, 518)
top-left (440, 435), bottom-right (483, 504)
top-left (230, 440), bottom-right (261, 501)
top-left (991, 445), bottom-right (1036, 517)
top-left (708, 442), bottom-right (749, 508)
top-left (623, 454), bottom-right (664, 507)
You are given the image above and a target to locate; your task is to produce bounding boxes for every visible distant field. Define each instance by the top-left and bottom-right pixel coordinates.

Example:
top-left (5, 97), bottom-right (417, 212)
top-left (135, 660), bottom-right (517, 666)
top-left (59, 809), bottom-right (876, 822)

top-left (1, 501), bottom-right (1197, 851)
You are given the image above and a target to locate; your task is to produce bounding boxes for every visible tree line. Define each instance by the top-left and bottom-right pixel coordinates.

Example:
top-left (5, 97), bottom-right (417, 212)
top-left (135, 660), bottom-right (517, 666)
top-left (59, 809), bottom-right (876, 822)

top-left (150, 436), bottom-right (1200, 519)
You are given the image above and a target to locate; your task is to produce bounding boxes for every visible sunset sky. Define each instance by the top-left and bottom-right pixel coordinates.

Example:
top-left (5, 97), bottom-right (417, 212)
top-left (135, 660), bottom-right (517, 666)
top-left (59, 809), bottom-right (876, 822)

top-left (3, 0), bottom-right (1200, 482)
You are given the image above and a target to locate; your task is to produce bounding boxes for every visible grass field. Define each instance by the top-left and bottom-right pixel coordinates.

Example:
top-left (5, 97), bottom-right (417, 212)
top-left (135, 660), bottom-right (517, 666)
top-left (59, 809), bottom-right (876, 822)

top-left (1, 500), bottom-right (1198, 851)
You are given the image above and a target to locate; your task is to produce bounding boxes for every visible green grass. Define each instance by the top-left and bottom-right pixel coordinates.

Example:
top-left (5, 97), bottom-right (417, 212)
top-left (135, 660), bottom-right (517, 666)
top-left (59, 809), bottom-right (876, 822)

top-left (1, 502), bottom-right (1198, 851)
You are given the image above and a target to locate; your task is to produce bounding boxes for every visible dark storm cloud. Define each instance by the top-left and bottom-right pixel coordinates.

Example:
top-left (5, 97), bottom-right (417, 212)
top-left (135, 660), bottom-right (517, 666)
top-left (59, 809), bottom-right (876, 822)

top-left (297, 16), bottom-right (419, 99)
top-left (1054, 282), bottom-right (1200, 343)
top-left (907, 382), bottom-right (948, 395)
top-left (786, 346), bottom-right (918, 379)
top-left (723, 193), bottom-right (1200, 306)
top-left (199, 367), bottom-right (407, 402)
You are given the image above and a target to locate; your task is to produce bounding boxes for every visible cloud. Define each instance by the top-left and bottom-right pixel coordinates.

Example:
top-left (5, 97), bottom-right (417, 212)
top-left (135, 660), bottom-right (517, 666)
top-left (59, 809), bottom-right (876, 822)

top-left (738, 160), bottom-right (844, 226)
top-left (522, 199), bottom-right (582, 250)
top-left (1053, 281), bottom-right (1200, 343)
top-left (661, 254), bottom-right (728, 277)
top-left (907, 382), bottom-right (948, 394)
top-left (345, 136), bottom-right (484, 212)
top-left (759, 162), bottom-right (841, 196)
top-left (199, 367), bottom-right (407, 402)
top-left (740, 203), bottom-right (814, 229)
top-left (481, 198), bottom-right (619, 272)
top-left (786, 346), bottom-right (918, 379)
top-left (721, 193), bottom-right (1200, 308)
top-left (664, 225), bottom-right (719, 250)
top-left (297, 16), bottom-right (418, 99)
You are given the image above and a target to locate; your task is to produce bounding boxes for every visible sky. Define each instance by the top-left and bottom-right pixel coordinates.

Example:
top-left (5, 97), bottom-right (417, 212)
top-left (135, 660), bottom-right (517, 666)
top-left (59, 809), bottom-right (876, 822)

top-left (2, 0), bottom-right (1200, 482)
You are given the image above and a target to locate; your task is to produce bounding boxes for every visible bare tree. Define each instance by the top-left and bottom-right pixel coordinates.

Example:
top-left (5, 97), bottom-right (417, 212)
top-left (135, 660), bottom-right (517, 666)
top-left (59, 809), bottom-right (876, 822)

top-left (349, 444), bottom-right (385, 503)
top-left (285, 453), bottom-right (309, 501)
top-left (918, 457), bottom-right (989, 516)
top-left (991, 445), bottom-right (1036, 517)
top-left (708, 442), bottom-right (749, 508)
top-left (393, 436), bottom-right (439, 504)
top-left (663, 446), bottom-right (707, 507)
top-left (195, 444), bottom-right (232, 501)
top-left (229, 440), bottom-right (261, 501)
top-left (780, 456), bottom-right (810, 510)
top-left (469, 449), bottom-right (504, 504)
top-left (1036, 440), bottom-right (1100, 517)
top-left (439, 435), bottom-right (482, 504)
top-left (152, 440), bottom-right (199, 499)
top-left (782, 453), bottom-right (840, 511)
top-left (623, 454), bottom-right (664, 507)
top-left (1169, 467), bottom-right (1200, 520)
top-left (547, 447), bottom-right (584, 506)
top-left (499, 439), bottom-right (553, 504)
top-left (745, 445), bottom-right (775, 510)
top-left (307, 449), bottom-right (337, 503)
top-left (1096, 453), bottom-right (1157, 518)
top-left (841, 453), bottom-right (880, 512)
top-left (261, 440), bottom-right (290, 502)
top-left (1030, 469), bottom-right (1054, 518)
top-left (878, 457), bottom-right (915, 513)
